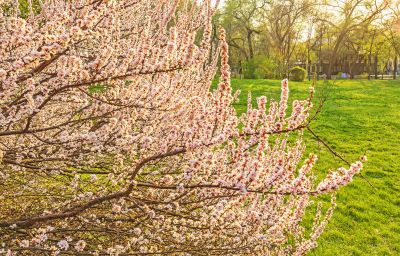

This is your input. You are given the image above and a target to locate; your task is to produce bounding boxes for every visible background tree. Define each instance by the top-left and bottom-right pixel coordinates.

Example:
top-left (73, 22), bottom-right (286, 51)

top-left (383, 0), bottom-right (400, 78)
top-left (221, 0), bottom-right (269, 77)
top-left (264, 0), bottom-right (315, 78)
top-left (312, 0), bottom-right (389, 78)
top-left (220, 0), bottom-right (395, 80)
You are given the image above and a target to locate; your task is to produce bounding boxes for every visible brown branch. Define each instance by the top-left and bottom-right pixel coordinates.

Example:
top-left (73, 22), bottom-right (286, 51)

top-left (0, 148), bottom-right (186, 228)
top-left (306, 126), bottom-right (375, 189)
top-left (136, 182), bottom-right (318, 196)
top-left (0, 122), bottom-right (310, 229)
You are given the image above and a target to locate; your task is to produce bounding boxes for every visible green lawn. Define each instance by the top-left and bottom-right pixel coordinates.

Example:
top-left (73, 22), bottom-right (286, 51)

top-left (227, 79), bottom-right (400, 255)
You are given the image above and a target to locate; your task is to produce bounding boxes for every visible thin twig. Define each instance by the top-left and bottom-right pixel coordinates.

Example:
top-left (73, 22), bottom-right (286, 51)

top-left (306, 126), bottom-right (375, 189)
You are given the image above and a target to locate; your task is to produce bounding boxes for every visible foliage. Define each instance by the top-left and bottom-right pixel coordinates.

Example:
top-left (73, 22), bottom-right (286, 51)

top-left (221, 0), bottom-right (267, 62)
top-left (243, 56), bottom-right (277, 79)
top-left (290, 66), bottom-right (308, 81)
top-left (0, 1), bottom-right (363, 255)
top-left (221, 0), bottom-right (398, 79)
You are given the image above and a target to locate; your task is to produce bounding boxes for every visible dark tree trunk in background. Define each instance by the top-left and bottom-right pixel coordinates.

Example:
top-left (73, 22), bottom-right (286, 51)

top-left (368, 54), bottom-right (372, 80)
top-left (285, 33), bottom-right (291, 78)
top-left (367, 30), bottom-right (376, 80)
top-left (327, 32), bottom-right (346, 79)
top-left (327, 60), bottom-right (333, 79)
top-left (247, 31), bottom-right (254, 60)
top-left (374, 54), bottom-right (378, 79)
top-left (307, 42), bottom-right (311, 81)
top-left (382, 60), bottom-right (388, 79)
top-left (306, 21), bottom-right (313, 81)
top-left (394, 55), bottom-right (398, 80)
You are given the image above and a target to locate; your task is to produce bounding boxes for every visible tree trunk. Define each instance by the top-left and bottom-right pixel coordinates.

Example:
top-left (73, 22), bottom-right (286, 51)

top-left (327, 59), bottom-right (333, 79)
top-left (328, 33), bottom-right (346, 79)
top-left (318, 29), bottom-right (323, 80)
top-left (394, 55), bottom-right (398, 80)
top-left (307, 43), bottom-right (311, 81)
top-left (368, 53), bottom-right (372, 80)
top-left (382, 61), bottom-right (387, 79)
top-left (367, 31), bottom-right (375, 80)
top-left (374, 54), bottom-right (378, 79)
top-left (328, 50), bottom-right (340, 79)
top-left (247, 31), bottom-right (254, 60)
top-left (285, 33), bottom-right (292, 78)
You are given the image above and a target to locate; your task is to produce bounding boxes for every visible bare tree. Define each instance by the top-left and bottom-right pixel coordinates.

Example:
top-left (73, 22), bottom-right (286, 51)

top-left (383, 1), bottom-right (400, 79)
top-left (223, 0), bottom-right (269, 60)
top-left (317, 0), bottom-right (389, 79)
top-left (265, 0), bottom-right (315, 78)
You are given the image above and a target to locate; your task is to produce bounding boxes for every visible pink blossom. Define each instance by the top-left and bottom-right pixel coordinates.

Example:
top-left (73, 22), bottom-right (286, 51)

top-left (0, 1), bottom-right (363, 255)
top-left (57, 240), bottom-right (69, 251)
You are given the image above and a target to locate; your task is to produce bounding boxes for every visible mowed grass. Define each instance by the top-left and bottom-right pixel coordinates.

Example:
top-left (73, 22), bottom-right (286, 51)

top-left (225, 79), bottom-right (400, 255)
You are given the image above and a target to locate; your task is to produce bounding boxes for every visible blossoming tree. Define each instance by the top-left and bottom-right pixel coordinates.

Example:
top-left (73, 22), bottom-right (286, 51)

top-left (0, 0), bottom-right (364, 255)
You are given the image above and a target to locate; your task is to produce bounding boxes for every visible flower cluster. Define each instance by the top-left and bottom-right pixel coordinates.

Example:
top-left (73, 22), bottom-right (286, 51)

top-left (0, 0), bottom-right (363, 255)
top-left (316, 162), bottom-right (363, 193)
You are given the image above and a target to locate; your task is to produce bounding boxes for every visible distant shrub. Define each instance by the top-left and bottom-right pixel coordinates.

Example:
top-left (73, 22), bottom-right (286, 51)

top-left (243, 56), bottom-right (277, 79)
top-left (290, 66), bottom-right (307, 81)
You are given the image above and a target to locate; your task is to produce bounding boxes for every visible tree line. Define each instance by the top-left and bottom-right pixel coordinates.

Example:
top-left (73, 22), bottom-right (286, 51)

top-left (215, 0), bottom-right (400, 80)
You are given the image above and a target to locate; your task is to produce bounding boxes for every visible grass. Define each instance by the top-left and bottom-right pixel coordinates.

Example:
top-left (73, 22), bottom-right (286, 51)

top-left (225, 79), bottom-right (400, 255)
